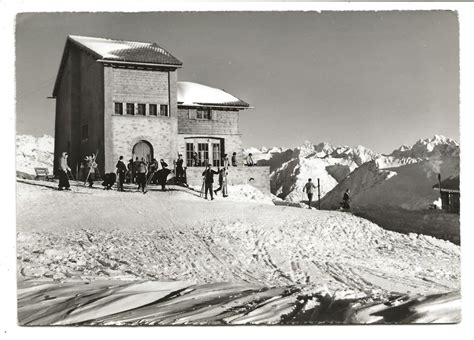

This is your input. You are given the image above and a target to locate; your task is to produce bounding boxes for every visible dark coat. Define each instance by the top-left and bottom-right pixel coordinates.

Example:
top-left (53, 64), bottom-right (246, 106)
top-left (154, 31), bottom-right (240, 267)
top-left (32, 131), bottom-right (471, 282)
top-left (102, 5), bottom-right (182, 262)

top-left (102, 173), bottom-right (117, 188)
top-left (116, 160), bottom-right (127, 174)
top-left (202, 169), bottom-right (218, 184)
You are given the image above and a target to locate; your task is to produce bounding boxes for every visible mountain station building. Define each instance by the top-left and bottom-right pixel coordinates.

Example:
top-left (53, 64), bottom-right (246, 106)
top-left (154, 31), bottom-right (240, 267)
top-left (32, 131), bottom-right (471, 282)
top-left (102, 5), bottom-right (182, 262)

top-left (52, 35), bottom-right (269, 190)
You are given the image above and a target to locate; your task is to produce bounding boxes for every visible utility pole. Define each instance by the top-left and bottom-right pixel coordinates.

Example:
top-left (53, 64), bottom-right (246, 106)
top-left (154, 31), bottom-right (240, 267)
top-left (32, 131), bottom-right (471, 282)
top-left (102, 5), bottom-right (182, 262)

top-left (317, 178), bottom-right (321, 210)
top-left (437, 173), bottom-right (443, 211)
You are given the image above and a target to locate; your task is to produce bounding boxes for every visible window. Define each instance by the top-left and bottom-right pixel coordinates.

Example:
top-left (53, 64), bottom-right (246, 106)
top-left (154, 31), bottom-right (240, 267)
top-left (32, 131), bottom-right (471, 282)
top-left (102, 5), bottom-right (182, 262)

top-left (81, 124), bottom-right (88, 140)
top-left (137, 103), bottom-right (146, 116)
top-left (212, 143), bottom-right (221, 167)
top-left (160, 104), bottom-right (169, 117)
top-left (197, 108), bottom-right (211, 120)
top-left (126, 103), bottom-right (135, 115)
top-left (149, 104), bottom-right (157, 116)
top-left (197, 143), bottom-right (209, 166)
top-left (186, 143), bottom-right (194, 167)
top-left (114, 102), bottom-right (123, 115)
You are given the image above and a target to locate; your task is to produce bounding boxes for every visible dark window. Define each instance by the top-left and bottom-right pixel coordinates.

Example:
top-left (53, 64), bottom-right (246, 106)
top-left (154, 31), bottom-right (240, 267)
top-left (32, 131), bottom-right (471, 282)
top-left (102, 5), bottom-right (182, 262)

top-left (197, 143), bottom-right (209, 166)
top-left (137, 103), bottom-right (146, 116)
top-left (212, 143), bottom-right (221, 167)
top-left (114, 102), bottom-right (123, 115)
top-left (81, 124), bottom-right (88, 140)
top-left (160, 104), bottom-right (169, 117)
top-left (126, 103), bottom-right (135, 115)
top-left (197, 108), bottom-right (211, 120)
top-left (149, 104), bottom-right (157, 116)
top-left (186, 143), bottom-right (194, 167)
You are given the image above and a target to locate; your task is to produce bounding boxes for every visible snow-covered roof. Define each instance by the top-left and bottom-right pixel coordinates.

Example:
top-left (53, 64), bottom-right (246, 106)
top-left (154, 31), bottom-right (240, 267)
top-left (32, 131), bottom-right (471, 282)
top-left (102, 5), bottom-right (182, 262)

top-left (177, 81), bottom-right (250, 109)
top-left (68, 35), bottom-right (182, 66)
top-left (53, 35), bottom-right (182, 96)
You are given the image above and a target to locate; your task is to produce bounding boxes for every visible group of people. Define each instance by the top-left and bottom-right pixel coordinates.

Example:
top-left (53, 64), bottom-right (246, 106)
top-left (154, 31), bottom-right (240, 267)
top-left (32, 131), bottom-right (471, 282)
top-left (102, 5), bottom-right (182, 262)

top-left (120, 156), bottom-right (180, 193)
top-left (201, 162), bottom-right (228, 201)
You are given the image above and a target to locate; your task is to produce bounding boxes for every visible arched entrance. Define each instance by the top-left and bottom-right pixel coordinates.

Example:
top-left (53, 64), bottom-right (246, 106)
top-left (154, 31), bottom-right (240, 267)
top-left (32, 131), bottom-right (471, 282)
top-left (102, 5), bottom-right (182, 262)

top-left (132, 140), bottom-right (153, 163)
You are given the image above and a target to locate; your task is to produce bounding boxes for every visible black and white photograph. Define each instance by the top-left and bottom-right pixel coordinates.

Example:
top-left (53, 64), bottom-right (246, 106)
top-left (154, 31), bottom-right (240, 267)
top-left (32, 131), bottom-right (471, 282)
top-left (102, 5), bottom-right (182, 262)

top-left (3, 3), bottom-right (474, 335)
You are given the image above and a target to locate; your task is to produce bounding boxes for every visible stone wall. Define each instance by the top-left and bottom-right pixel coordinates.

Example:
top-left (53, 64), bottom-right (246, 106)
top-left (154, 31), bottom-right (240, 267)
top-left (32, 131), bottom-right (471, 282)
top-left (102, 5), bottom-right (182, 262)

top-left (177, 108), bottom-right (240, 135)
top-left (103, 66), bottom-right (179, 172)
top-left (185, 166), bottom-right (270, 193)
top-left (110, 115), bottom-right (177, 169)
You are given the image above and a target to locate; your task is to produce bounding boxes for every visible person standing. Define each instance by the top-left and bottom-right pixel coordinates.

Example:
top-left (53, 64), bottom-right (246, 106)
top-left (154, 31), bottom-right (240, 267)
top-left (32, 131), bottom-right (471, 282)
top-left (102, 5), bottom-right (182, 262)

top-left (149, 158), bottom-right (159, 184)
top-left (342, 189), bottom-right (351, 210)
top-left (214, 167), bottom-right (228, 197)
top-left (126, 159), bottom-right (133, 184)
top-left (84, 153), bottom-right (97, 187)
top-left (202, 164), bottom-right (219, 200)
top-left (132, 157), bottom-right (140, 184)
top-left (303, 178), bottom-right (317, 209)
top-left (192, 152), bottom-right (198, 166)
top-left (231, 152), bottom-right (237, 167)
top-left (222, 154), bottom-right (230, 170)
top-left (116, 156), bottom-right (127, 191)
top-left (246, 153), bottom-right (254, 167)
top-left (176, 154), bottom-right (184, 183)
top-left (137, 157), bottom-right (148, 192)
top-left (58, 152), bottom-right (71, 190)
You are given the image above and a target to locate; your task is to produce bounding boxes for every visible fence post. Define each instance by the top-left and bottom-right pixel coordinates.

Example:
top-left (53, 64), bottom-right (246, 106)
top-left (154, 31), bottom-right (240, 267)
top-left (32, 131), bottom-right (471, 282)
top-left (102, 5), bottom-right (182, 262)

top-left (317, 178), bottom-right (321, 210)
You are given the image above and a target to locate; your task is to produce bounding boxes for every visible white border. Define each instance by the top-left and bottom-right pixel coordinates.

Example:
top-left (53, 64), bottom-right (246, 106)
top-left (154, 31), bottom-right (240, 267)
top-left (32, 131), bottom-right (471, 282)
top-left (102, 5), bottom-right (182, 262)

top-left (1, 1), bottom-right (473, 340)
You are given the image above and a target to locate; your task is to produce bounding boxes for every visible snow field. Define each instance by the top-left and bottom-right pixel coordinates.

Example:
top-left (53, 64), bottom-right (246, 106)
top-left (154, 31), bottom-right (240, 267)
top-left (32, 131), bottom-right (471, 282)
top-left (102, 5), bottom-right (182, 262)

top-left (17, 182), bottom-right (460, 298)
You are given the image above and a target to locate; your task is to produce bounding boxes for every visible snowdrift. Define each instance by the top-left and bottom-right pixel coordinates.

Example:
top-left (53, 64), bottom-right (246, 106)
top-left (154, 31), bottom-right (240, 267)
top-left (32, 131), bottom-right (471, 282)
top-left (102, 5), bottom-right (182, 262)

top-left (16, 135), bottom-right (54, 176)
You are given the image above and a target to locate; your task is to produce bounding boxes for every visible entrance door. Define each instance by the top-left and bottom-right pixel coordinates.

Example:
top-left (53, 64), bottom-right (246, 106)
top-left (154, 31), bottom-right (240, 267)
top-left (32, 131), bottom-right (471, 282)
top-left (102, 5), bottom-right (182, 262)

top-left (132, 141), bottom-right (153, 163)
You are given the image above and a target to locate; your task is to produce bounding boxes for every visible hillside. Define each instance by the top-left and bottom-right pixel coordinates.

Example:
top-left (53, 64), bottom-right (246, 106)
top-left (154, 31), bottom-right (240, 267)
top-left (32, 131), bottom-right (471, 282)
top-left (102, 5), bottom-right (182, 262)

top-left (246, 135), bottom-right (459, 207)
top-left (247, 141), bottom-right (379, 201)
top-left (321, 136), bottom-right (460, 211)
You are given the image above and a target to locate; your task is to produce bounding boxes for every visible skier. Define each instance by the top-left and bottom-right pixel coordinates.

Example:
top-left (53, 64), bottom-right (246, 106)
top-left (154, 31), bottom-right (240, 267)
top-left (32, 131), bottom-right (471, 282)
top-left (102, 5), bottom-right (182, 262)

top-left (303, 178), bottom-right (316, 209)
top-left (231, 152), bottom-right (237, 167)
top-left (84, 153), bottom-right (97, 187)
top-left (222, 154), bottom-right (230, 170)
top-left (149, 158), bottom-right (159, 184)
top-left (58, 152), bottom-right (71, 190)
top-left (126, 159), bottom-right (133, 184)
top-left (202, 164), bottom-right (219, 200)
top-left (136, 157), bottom-right (148, 193)
top-left (175, 154), bottom-right (185, 184)
top-left (214, 167), bottom-right (228, 197)
top-left (342, 189), bottom-right (351, 210)
top-left (246, 153), bottom-right (254, 167)
top-left (115, 155), bottom-right (127, 191)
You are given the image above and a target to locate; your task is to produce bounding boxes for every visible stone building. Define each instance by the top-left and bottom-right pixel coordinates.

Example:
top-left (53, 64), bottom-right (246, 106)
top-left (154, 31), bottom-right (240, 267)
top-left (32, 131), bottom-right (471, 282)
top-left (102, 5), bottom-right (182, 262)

top-left (52, 35), bottom-right (269, 190)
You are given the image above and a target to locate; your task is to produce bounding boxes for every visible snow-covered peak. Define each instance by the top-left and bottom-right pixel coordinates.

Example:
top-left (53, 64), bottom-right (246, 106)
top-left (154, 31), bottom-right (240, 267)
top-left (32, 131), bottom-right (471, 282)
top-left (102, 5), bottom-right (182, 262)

top-left (389, 135), bottom-right (459, 161)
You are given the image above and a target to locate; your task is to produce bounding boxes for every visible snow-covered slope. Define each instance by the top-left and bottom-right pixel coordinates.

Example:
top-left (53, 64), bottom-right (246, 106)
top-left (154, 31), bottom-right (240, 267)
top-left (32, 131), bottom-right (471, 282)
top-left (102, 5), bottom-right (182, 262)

top-left (246, 141), bottom-right (379, 201)
top-left (321, 136), bottom-right (460, 210)
top-left (16, 135), bottom-right (54, 175)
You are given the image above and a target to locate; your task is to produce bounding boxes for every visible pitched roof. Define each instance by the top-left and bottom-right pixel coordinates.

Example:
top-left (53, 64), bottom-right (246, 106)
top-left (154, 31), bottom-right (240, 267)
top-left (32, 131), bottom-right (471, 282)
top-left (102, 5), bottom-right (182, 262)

top-left (68, 35), bottom-right (182, 66)
top-left (433, 176), bottom-right (460, 192)
top-left (53, 35), bottom-right (182, 97)
top-left (177, 81), bottom-right (250, 109)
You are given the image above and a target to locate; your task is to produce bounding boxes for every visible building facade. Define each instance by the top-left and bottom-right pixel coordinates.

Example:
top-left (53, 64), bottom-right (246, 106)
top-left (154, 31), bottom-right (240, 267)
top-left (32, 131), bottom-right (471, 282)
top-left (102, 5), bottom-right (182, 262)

top-left (52, 35), bottom-right (269, 191)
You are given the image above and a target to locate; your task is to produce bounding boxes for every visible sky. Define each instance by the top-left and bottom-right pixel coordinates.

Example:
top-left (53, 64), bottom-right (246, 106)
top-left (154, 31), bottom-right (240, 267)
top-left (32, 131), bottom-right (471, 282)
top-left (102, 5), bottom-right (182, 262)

top-left (15, 11), bottom-right (459, 154)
